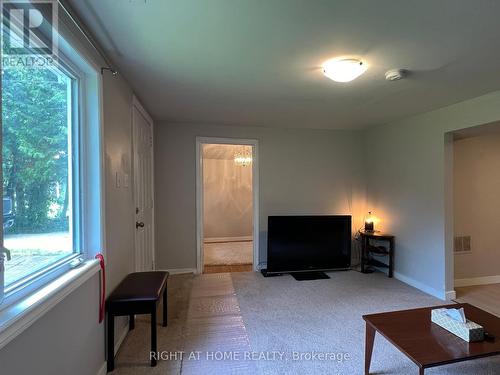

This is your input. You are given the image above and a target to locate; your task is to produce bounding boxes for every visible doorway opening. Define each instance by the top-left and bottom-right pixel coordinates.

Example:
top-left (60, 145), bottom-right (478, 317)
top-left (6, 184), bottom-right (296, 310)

top-left (196, 138), bottom-right (259, 274)
top-left (448, 121), bottom-right (500, 314)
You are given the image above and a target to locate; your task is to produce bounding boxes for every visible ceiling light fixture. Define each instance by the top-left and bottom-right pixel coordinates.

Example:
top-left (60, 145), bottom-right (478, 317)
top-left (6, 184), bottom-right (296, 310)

top-left (322, 58), bottom-right (368, 83)
top-left (234, 149), bottom-right (252, 167)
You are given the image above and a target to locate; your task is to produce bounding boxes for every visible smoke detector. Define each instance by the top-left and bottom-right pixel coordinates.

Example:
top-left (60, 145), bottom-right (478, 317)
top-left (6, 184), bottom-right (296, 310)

top-left (385, 69), bottom-right (407, 81)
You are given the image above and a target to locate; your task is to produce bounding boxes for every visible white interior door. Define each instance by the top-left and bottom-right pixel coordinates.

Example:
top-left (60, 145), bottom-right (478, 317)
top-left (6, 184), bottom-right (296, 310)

top-left (133, 99), bottom-right (154, 271)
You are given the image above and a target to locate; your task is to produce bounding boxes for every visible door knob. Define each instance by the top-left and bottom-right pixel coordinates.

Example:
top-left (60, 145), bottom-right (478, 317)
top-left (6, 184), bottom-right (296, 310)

top-left (1, 248), bottom-right (10, 261)
top-left (136, 221), bottom-right (145, 229)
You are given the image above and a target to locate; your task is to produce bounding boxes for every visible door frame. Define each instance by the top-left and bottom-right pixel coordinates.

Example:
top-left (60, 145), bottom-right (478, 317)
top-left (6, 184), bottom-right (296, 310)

top-left (132, 95), bottom-right (155, 271)
top-left (196, 137), bottom-right (259, 274)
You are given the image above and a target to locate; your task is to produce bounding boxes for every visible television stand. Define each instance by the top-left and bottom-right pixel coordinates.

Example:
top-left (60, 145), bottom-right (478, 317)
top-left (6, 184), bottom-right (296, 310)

top-left (291, 271), bottom-right (330, 281)
top-left (260, 269), bottom-right (282, 277)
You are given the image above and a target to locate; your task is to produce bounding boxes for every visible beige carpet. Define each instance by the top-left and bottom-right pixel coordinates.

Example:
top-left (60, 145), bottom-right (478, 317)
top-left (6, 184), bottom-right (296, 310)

top-left (111, 272), bottom-right (256, 374)
top-left (203, 241), bottom-right (253, 265)
top-left (111, 272), bottom-right (500, 374)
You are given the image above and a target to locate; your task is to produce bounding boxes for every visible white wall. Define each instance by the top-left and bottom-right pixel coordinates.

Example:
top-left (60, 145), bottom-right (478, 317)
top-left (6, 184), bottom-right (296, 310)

top-left (101, 71), bottom-right (136, 348)
top-left (0, 275), bottom-right (103, 375)
top-left (454, 133), bottom-right (500, 280)
top-left (364, 90), bottom-right (500, 299)
top-left (102, 73), bottom-right (136, 293)
top-left (155, 123), bottom-right (367, 270)
top-left (203, 157), bottom-right (253, 239)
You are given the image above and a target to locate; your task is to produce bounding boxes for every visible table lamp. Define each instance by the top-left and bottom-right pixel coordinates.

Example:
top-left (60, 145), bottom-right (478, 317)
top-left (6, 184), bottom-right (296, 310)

top-left (364, 211), bottom-right (375, 232)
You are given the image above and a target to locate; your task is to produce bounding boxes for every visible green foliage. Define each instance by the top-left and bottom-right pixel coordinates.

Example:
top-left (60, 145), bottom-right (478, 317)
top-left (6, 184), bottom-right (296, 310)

top-left (2, 65), bottom-right (71, 233)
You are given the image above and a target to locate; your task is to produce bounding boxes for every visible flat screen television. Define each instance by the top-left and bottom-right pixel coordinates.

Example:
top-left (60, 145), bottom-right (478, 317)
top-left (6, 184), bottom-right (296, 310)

top-left (267, 215), bottom-right (351, 274)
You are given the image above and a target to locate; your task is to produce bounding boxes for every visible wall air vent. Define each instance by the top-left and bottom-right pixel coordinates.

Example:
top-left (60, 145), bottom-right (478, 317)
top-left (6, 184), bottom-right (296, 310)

top-left (454, 236), bottom-right (472, 254)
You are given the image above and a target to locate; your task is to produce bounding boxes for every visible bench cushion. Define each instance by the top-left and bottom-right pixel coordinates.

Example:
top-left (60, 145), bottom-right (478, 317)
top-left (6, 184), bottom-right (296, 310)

top-left (107, 271), bottom-right (169, 304)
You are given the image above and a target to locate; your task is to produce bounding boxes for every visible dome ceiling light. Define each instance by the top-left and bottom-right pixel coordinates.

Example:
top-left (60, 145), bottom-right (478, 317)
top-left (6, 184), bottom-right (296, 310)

top-left (322, 58), bottom-right (368, 83)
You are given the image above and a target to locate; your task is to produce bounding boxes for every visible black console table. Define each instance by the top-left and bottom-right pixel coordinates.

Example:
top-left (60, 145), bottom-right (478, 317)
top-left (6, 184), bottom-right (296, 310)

top-left (359, 230), bottom-right (395, 278)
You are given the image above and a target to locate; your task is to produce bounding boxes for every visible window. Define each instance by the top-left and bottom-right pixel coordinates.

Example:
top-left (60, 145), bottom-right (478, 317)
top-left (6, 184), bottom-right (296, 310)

top-left (0, 4), bottom-right (103, 306)
top-left (2, 59), bottom-right (82, 292)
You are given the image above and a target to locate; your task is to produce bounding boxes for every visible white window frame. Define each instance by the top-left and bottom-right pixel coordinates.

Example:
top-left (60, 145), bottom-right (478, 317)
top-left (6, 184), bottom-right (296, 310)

top-left (1, 52), bottom-right (83, 300)
top-left (0, 2), bottom-right (105, 350)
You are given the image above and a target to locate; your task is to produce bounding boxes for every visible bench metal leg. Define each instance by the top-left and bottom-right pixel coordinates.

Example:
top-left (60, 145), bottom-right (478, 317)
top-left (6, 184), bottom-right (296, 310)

top-left (151, 307), bottom-right (157, 367)
top-left (129, 314), bottom-right (135, 330)
top-left (163, 288), bottom-right (168, 327)
top-left (107, 312), bottom-right (115, 372)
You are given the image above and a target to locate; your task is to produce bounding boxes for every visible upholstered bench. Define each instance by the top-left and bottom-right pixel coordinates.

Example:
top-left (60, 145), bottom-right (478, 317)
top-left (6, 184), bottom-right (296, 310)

top-left (106, 271), bottom-right (169, 372)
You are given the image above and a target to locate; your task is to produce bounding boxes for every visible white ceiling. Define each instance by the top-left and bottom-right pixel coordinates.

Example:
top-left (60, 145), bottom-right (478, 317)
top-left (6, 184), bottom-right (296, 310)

top-left (69, 0), bottom-right (500, 129)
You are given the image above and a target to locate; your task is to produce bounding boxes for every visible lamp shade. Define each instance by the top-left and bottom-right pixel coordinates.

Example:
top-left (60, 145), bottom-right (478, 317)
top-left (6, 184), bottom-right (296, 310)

top-left (364, 211), bottom-right (375, 232)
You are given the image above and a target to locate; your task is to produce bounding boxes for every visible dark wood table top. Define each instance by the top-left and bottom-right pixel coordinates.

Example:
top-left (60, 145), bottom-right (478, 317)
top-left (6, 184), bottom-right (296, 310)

top-left (358, 230), bottom-right (394, 239)
top-left (363, 303), bottom-right (500, 369)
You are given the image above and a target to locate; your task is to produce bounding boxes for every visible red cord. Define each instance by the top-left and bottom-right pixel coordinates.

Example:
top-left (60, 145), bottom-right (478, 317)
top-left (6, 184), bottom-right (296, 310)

top-left (95, 254), bottom-right (106, 323)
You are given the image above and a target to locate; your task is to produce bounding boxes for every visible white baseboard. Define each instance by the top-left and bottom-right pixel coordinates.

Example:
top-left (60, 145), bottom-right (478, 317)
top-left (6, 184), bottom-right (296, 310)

top-left (162, 268), bottom-right (197, 275)
top-left (97, 319), bottom-right (129, 375)
top-left (204, 236), bottom-right (253, 243)
top-left (97, 362), bottom-right (107, 375)
top-left (115, 322), bottom-right (129, 355)
top-left (454, 275), bottom-right (500, 287)
top-left (393, 271), bottom-right (447, 301)
top-left (258, 264), bottom-right (453, 300)
top-left (445, 290), bottom-right (457, 301)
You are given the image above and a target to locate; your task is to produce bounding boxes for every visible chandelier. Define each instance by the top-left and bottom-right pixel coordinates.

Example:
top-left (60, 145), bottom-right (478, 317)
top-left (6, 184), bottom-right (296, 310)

top-left (234, 148), bottom-right (252, 167)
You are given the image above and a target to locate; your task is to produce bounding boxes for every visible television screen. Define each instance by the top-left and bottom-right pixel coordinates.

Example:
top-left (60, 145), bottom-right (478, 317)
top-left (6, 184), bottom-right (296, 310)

top-left (267, 215), bottom-right (351, 273)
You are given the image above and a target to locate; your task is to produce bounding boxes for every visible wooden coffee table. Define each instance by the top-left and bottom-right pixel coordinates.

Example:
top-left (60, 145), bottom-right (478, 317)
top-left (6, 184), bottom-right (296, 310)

top-left (363, 303), bottom-right (500, 374)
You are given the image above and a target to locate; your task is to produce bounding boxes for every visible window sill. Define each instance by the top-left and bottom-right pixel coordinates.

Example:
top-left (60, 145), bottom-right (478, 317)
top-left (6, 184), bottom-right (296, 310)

top-left (0, 259), bottom-right (100, 350)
